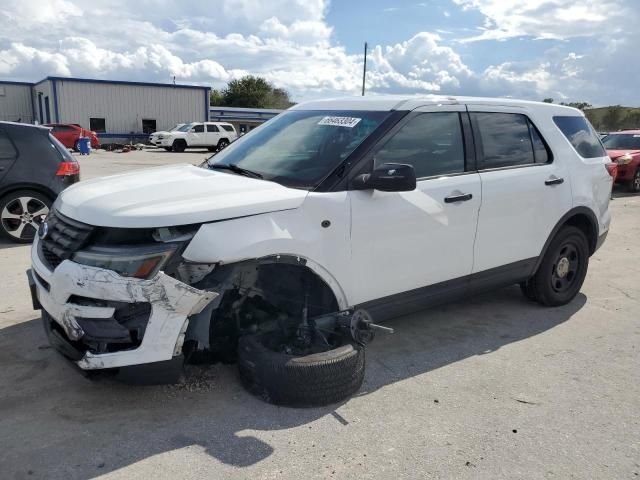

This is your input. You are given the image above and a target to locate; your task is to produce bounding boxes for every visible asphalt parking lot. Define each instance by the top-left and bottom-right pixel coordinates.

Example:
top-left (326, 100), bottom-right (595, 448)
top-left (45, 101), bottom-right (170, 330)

top-left (1, 148), bottom-right (639, 479)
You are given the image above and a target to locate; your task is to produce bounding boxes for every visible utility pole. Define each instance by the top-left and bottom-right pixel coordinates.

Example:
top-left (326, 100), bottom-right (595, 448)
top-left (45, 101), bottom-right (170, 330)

top-left (362, 42), bottom-right (368, 96)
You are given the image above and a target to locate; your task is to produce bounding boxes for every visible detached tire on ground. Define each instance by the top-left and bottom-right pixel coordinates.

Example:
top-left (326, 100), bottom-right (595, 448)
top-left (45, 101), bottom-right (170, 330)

top-left (238, 333), bottom-right (365, 407)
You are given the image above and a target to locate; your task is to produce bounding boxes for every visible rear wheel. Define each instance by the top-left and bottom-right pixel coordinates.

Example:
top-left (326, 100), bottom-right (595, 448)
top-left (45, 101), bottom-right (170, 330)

top-left (73, 140), bottom-right (80, 152)
top-left (0, 190), bottom-right (51, 243)
top-left (629, 169), bottom-right (640, 193)
top-left (172, 140), bottom-right (186, 152)
top-left (521, 226), bottom-right (589, 306)
top-left (217, 138), bottom-right (230, 150)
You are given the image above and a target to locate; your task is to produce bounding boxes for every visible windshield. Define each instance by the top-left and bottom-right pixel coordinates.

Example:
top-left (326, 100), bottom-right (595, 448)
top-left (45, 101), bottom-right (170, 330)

top-left (206, 110), bottom-right (390, 188)
top-left (177, 124), bottom-right (193, 132)
top-left (170, 125), bottom-right (184, 132)
top-left (602, 134), bottom-right (640, 150)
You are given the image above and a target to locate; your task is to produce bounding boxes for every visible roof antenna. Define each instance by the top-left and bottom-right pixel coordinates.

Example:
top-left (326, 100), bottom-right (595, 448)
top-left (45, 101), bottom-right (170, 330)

top-left (173, 76), bottom-right (176, 85)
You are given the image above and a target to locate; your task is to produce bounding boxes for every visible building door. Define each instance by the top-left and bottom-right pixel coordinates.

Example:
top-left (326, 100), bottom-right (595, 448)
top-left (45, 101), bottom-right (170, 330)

top-left (37, 94), bottom-right (44, 124)
top-left (44, 96), bottom-right (51, 123)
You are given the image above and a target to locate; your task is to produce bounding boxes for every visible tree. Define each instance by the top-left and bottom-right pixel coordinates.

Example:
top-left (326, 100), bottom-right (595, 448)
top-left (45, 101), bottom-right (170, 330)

top-left (212, 75), bottom-right (293, 109)
top-left (560, 101), bottom-right (592, 111)
top-left (602, 106), bottom-right (624, 131)
top-left (542, 98), bottom-right (554, 103)
top-left (210, 89), bottom-right (224, 106)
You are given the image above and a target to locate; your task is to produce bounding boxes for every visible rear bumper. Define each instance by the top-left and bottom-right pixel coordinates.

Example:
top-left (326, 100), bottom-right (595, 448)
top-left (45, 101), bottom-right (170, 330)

top-left (594, 231), bottom-right (608, 254)
top-left (29, 236), bottom-right (217, 370)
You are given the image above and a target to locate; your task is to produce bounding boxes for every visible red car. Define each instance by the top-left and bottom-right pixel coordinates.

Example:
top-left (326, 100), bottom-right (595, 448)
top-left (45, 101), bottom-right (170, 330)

top-left (602, 130), bottom-right (640, 192)
top-left (44, 123), bottom-right (100, 151)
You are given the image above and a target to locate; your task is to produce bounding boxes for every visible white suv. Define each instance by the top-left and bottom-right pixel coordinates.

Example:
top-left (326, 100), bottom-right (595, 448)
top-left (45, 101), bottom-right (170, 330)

top-left (157, 121), bottom-right (237, 152)
top-left (28, 96), bottom-right (613, 406)
top-left (149, 124), bottom-right (185, 146)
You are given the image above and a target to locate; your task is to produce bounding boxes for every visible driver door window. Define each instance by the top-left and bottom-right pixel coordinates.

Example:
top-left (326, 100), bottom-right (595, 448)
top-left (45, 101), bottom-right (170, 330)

top-left (374, 112), bottom-right (465, 178)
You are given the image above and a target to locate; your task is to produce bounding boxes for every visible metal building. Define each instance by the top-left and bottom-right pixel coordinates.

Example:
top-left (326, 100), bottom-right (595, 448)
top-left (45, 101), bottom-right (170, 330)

top-left (209, 106), bottom-right (283, 134)
top-left (0, 81), bottom-right (35, 123)
top-left (0, 77), bottom-right (210, 143)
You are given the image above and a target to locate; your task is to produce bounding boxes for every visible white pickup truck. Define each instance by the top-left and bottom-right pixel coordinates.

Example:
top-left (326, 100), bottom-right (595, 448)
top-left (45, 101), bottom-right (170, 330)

top-left (157, 122), bottom-right (237, 152)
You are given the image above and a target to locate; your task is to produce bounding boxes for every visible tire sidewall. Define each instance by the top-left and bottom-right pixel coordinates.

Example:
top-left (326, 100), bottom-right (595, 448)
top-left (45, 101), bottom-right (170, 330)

top-left (238, 332), bottom-right (365, 407)
top-left (533, 226), bottom-right (589, 306)
top-left (630, 169), bottom-right (640, 193)
top-left (172, 140), bottom-right (186, 152)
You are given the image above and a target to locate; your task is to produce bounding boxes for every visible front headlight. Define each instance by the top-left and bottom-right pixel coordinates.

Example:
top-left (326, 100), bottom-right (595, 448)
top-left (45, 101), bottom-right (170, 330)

top-left (617, 153), bottom-right (633, 165)
top-left (72, 244), bottom-right (180, 279)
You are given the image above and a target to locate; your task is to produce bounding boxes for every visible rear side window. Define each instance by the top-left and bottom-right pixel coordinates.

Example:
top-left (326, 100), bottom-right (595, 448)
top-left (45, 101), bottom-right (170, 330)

top-left (471, 112), bottom-right (551, 169)
top-left (553, 116), bottom-right (606, 158)
top-left (0, 130), bottom-right (17, 158)
top-left (221, 125), bottom-right (235, 132)
top-left (374, 112), bottom-right (465, 178)
top-left (192, 124), bottom-right (205, 133)
top-left (206, 124), bottom-right (219, 132)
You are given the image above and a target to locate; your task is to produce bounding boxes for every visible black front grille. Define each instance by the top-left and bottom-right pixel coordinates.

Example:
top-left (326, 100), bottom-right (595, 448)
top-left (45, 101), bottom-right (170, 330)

top-left (39, 208), bottom-right (94, 269)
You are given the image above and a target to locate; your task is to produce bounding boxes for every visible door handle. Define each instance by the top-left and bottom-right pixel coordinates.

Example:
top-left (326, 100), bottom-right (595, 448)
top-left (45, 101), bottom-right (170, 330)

top-left (545, 177), bottom-right (564, 186)
top-left (444, 193), bottom-right (473, 203)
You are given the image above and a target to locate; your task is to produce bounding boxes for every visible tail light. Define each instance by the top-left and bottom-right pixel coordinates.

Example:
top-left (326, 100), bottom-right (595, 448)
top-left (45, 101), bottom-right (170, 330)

top-left (605, 162), bottom-right (617, 179)
top-left (56, 161), bottom-right (80, 176)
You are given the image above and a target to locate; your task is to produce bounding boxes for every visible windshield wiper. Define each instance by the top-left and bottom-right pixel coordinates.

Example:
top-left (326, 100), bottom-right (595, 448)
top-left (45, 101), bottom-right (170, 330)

top-left (209, 163), bottom-right (263, 179)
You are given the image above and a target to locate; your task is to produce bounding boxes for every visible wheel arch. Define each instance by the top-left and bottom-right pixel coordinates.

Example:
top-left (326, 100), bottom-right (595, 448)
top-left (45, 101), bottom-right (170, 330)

top-left (0, 183), bottom-right (57, 203)
top-left (532, 206), bottom-right (599, 274)
top-left (184, 255), bottom-right (347, 355)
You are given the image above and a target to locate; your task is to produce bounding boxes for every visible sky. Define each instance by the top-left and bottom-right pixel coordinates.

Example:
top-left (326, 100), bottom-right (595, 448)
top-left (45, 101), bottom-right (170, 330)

top-left (0, 0), bottom-right (637, 106)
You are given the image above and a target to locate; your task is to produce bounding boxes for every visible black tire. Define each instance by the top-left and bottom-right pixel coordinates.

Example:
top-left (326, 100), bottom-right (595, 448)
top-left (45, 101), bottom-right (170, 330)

top-left (217, 138), bottom-right (230, 150)
top-left (73, 140), bottom-right (80, 152)
top-left (0, 190), bottom-right (51, 243)
top-left (628, 169), bottom-right (640, 193)
top-left (238, 332), bottom-right (365, 407)
top-left (172, 140), bottom-right (186, 152)
top-left (523, 226), bottom-right (589, 306)
top-left (519, 281), bottom-right (537, 302)
top-left (207, 146), bottom-right (216, 152)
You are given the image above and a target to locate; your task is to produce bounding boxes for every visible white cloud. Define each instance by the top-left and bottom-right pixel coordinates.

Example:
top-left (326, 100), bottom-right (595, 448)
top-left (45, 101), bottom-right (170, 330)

top-left (453, 0), bottom-right (625, 41)
top-left (0, 0), bottom-right (637, 105)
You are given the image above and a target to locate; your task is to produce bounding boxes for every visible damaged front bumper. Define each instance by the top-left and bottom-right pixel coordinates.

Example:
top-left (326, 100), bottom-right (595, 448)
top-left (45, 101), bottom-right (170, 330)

top-left (29, 236), bottom-right (217, 370)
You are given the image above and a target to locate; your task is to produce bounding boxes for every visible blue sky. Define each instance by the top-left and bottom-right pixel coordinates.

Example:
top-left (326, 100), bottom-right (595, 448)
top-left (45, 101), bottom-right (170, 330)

top-left (0, 0), bottom-right (637, 106)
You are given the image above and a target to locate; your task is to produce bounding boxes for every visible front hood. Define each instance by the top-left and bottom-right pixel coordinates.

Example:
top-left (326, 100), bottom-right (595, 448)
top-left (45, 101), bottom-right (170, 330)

top-left (57, 164), bottom-right (308, 228)
top-left (607, 149), bottom-right (640, 160)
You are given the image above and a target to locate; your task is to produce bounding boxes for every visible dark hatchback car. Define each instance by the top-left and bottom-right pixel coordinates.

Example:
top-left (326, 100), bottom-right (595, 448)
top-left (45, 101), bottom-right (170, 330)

top-left (0, 122), bottom-right (79, 243)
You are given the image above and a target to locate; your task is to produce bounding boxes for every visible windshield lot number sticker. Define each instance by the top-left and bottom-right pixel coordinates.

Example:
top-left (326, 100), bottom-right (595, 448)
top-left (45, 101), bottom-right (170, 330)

top-left (318, 116), bottom-right (362, 128)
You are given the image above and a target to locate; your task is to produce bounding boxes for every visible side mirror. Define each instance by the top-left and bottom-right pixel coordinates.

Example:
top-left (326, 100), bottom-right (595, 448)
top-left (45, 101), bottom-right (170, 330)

top-left (355, 163), bottom-right (417, 192)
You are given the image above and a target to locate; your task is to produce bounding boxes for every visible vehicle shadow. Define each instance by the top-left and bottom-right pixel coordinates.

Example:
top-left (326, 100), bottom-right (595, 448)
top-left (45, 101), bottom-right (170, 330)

top-left (0, 286), bottom-right (585, 479)
top-left (611, 188), bottom-right (639, 199)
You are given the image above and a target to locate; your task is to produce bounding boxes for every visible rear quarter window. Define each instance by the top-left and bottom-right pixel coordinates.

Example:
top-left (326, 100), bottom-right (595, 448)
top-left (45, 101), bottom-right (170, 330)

top-left (553, 116), bottom-right (606, 158)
